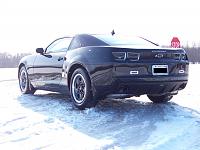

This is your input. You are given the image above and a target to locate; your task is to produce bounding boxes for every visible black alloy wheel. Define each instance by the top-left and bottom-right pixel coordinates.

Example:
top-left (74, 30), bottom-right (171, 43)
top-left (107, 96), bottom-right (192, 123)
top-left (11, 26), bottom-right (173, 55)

top-left (19, 66), bottom-right (35, 94)
top-left (70, 68), bottom-right (98, 109)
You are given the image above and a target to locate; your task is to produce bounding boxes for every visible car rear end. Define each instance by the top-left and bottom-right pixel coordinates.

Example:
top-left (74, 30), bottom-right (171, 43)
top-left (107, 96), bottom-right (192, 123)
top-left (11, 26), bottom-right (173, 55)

top-left (110, 47), bottom-right (189, 96)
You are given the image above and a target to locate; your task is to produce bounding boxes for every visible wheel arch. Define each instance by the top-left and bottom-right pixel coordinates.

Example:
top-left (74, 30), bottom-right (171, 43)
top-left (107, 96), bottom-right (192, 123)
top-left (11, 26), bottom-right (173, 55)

top-left (67, 63), bottom-right (91, 90)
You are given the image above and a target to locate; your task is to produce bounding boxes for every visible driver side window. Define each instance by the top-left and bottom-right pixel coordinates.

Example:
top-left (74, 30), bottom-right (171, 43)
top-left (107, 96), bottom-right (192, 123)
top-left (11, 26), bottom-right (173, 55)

top-left (46, 37), bottom-right (72, 53)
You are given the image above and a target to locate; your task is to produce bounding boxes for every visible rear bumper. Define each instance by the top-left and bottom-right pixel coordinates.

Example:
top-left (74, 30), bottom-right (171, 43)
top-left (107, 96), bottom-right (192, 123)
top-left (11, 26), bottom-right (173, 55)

top-left (112, 76), bottom-right (188, 95)
top-left (92, 75), bottom-right (188, 97)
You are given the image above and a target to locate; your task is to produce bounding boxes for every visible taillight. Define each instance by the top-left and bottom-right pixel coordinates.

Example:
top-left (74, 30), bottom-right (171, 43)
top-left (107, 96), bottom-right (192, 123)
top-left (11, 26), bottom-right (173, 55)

top-left (127, 52), bottom-right (140, 61)
top-left (180, 53), bottom-right (187, 60)
top-left (173, 53), bottom-right (187, 60)
top-left (173, 53), bottom-right (181, 60)
top-left (112, 52), bottom-right (126, 61)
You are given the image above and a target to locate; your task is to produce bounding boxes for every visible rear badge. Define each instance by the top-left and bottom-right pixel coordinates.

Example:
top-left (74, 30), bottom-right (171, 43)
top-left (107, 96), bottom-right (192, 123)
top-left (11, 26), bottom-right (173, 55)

top-left (155, 53), bottom-right (164, 58)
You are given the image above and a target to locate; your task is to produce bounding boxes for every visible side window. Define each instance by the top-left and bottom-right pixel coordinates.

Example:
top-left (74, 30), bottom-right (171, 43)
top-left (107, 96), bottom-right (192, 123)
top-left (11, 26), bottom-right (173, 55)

top-left (68, 37), bottom-right (82, 50)
top-left (46, 38), bottom-right (72, 53)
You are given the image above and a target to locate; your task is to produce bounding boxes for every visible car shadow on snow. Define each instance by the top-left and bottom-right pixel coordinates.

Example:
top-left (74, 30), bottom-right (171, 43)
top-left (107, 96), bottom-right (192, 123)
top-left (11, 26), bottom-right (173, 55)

top-left (17, 92), bottom-right (200, 148)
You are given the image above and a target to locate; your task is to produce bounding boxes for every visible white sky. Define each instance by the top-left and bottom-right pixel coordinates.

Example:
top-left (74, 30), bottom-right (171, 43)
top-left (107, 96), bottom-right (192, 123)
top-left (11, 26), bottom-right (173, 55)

top-left (0, 0), bottom-right (200, 54)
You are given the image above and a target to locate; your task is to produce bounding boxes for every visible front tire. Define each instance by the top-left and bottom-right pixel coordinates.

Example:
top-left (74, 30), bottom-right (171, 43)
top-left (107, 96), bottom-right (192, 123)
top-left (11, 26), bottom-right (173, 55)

top-left (147, 94), bottom-right (173, 103)
top-left (19, 66), bottom-right (36, 94)
top-left (70, 68), bottom-right (98, 109)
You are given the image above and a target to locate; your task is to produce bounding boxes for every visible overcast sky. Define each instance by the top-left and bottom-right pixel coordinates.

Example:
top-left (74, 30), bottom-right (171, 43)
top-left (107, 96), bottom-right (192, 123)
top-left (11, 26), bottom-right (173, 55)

top-left (0, 0), bottom-right (200, 53)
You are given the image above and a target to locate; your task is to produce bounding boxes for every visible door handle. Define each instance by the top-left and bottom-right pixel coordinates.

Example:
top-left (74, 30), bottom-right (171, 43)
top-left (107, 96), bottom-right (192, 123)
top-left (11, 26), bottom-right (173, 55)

top-left (58, 57), bottom-right (64, 61)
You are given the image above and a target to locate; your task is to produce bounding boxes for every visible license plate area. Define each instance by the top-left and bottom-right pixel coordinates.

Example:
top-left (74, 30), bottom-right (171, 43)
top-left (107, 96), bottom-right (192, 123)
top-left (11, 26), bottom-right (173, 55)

top-left (152, 65), bottom-right (168, 75)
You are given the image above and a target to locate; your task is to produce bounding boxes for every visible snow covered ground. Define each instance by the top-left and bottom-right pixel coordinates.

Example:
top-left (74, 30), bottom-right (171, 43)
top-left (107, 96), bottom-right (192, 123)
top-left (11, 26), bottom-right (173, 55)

top-left (0, 65), bottom-right (200, 150)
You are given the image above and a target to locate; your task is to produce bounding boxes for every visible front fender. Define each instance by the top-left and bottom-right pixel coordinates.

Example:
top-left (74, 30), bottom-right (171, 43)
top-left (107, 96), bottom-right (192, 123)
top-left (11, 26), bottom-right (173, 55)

top-left (18, 55), bottom-right (37, 78)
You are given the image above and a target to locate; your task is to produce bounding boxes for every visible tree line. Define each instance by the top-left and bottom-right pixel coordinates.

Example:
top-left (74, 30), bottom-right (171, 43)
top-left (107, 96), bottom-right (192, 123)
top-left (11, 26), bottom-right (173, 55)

top-left (0, 47), bottom-right (199, 68)
top-left (0, 52), bottom-right (30, 68)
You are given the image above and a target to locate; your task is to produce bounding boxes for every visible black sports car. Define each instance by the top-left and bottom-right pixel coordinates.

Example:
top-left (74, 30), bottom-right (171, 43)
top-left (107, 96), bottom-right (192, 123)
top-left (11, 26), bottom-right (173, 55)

top-left (18, 34), bottom-right (189, 109)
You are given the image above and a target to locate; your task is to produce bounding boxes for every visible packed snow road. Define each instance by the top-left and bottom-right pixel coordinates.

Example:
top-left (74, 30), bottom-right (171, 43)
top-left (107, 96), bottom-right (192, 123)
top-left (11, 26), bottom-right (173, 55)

top-left (0, 65), bottom-right (200, 150)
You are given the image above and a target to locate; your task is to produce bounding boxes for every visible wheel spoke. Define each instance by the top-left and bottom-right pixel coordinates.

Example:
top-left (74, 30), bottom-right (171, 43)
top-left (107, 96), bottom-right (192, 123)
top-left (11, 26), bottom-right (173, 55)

top-left (76, 93), bottom-right (80, 100)
top-left (74, 87), bottom-right (79, 93)
top-left (77, 77), bottom-right (81, 84)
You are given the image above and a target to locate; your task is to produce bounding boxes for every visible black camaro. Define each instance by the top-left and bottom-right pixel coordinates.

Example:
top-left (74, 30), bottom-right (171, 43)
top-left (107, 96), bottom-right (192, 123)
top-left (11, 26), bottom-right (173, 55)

top-left (18, 34), bottom-right (189, 109)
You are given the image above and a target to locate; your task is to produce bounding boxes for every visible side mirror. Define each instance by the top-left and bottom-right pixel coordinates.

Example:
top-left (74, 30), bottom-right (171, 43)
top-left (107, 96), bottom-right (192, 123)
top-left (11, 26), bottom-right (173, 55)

top-left (36, 48), bottom-right (44, 54)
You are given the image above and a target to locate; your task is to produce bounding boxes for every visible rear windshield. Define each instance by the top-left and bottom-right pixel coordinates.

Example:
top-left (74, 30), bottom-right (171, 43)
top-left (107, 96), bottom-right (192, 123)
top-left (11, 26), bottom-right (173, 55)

top-left (94, 35), bottom-right (156, 46)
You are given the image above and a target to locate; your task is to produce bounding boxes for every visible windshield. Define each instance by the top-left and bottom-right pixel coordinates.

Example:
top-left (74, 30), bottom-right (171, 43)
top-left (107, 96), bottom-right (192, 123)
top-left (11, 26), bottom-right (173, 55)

top-left (94, 35), bottom-right (156, 46)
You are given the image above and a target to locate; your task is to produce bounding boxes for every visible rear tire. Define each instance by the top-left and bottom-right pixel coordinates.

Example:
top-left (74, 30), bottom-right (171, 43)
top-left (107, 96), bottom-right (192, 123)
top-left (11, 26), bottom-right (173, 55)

top-left (147, 94), bottom-right (173, 103)
top-left (70, 68), bottom-right (98, 109)
top-left (19, 66), bottom-right (36, 94)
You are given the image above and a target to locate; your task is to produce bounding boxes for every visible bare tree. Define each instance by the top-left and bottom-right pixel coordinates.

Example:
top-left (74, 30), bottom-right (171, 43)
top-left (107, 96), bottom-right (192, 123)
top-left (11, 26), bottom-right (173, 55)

top-left (184, 46), bottom-right (200, 63)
